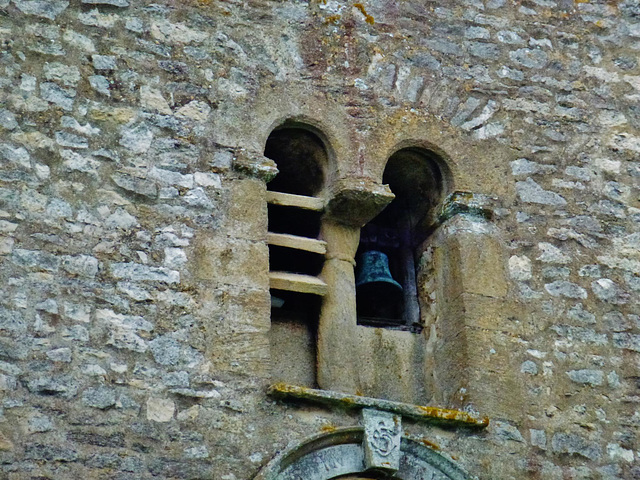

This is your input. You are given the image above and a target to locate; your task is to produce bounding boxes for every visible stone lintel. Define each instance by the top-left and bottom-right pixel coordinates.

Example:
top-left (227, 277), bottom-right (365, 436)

top-left (268, 383), bottom-right (489, 428)
top-left (324, 177), bottom-right (395, 227)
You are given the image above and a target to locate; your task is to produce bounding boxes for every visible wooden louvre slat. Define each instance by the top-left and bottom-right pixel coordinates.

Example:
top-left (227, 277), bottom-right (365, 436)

top-left (267, 232), bottom-right (327, 254)
top-left (266, 191), bottom-right (324, 211)
top-left (269, 271), bottom-right (328, 296)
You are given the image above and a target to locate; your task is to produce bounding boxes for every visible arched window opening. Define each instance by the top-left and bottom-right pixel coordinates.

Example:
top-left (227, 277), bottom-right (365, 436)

top-left (264, 125), bottom-right (330, 387)
top-left (264, 128), bottom-right (326, 196)
top-left (356, 148), bottom-right (445, 330)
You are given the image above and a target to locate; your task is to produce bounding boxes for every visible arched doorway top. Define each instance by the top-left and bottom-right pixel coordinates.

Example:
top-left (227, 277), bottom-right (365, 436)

top-left (254, 427), bottom-right (473, 480)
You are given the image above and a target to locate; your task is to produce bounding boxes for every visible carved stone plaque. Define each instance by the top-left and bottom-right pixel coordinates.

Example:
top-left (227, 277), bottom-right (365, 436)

top-left (362, 408), bottom-right (402, 472)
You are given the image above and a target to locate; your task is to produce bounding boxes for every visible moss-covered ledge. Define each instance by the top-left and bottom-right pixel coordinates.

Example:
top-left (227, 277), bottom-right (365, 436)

top-left (268, 383), bottom-right (489, 429)
top-left (232, 148), bottom-right (279, 182)
top-left (437, 191), bottom-right (495, 224)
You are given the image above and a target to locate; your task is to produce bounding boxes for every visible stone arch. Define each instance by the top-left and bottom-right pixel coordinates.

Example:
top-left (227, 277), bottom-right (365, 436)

top-left (361, 112), bottom-right (465, 191)
top-left (261, 116), bottom-right (340, 193)
top-left (254, 428), bottom-right (472, 480)
top-left (380, 141), bottom-right (454, 198)
top-left (376, 143), bottom-right (453, 240)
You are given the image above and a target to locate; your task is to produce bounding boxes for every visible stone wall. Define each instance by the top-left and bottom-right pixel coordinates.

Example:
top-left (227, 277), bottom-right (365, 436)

top-left (0, 0), bottom-right (639, 478)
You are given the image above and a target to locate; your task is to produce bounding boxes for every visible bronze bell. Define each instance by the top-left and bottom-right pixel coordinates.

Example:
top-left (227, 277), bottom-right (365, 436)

top-left (356, 251), bottom-right (403, 322)
top-left (356, 250), bottom-right (403, 291)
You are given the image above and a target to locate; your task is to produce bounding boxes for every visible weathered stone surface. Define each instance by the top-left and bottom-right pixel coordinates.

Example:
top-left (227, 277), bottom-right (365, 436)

top-left (82, 0), bottom-right (128, 6)
top-left (12, 0), bottom-right (68, 19)
top-left (140, 86), bottom-right (172, 115)
top-left (26, 375), bottom-right (79, 398)
top-left (82, 387), bottom-right (117, 409)
top-left (25, 443), bottom-right (78, 462)
top-left (537, 243), bottom-right (570, 264)
top-left (567, 369), bottom-right (604, 386)
top-left (110, 263), bottom-right (179, 284)
top-left (89, 75), bottom-right (110, 96)
top-left (0, 110), bottom-right (18, 130)
top-left (111, 171), bottom-right (158, 198)
top-left (520, 360), bottom-right (537, 375)
top-left (544, 281), bottom-right (588, 299)
top-left (61, 255), bottom-right (98, 277)
top-left (40, 82), bottom-right (75, 111)
top-left (146, 397), bottom-right (174, 422)
top-left (591, 278), bottom-right (628, 304)
top-left (530, 429), bottom-right (546, 449)
top-left (492, 421), bottom-right (525, 443)
top-left (46, 348), bottom-right (72, 363)
top-left (27, 415), bottom-right (53, 433)
top-left (516, 178), bottom-right (567, 206)
top-left (119, 123), bottom-right (153, 154)
top-left (613, 333), bottom-right (640, 352)
top-left (44, 62), bottom-right (81, 87)
top-left (551, 433), bottom-right (602, 461)
top-left (0, 1), bottom-right (638, 479)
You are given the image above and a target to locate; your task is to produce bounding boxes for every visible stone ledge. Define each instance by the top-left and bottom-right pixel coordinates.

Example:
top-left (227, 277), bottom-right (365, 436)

top-left (268, 383), bottom-right (489, 429)
top-left (438, 191), bottom-right (494, 224)
top-left (232, 149), bottom-right (278, 182)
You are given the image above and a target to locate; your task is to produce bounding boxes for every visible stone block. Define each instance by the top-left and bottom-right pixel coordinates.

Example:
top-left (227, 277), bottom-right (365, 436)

top-left (362, 409), bottom-right (402, 472)
top-left (455, 293), bottom-right (515, 332)
top-left (227, 179), bottom-right (268, 240)
top-left (325, 177), bottom-right (395, 227)
top-left (455, 232), bottom-right (507, 298)
top-left (82, 387), bottom-right (117, 409)
top-left (269, 319), bottom-right (316, 387)
top-left (110, 262), bottom-right (179, 284)
top-left (551, 432), bottom-right (602, 460)
top-left (146, 397), bottom-right (175, 422)
top-left (353, 326), bottom-right (428, 404)
top-left (193, 237), bottom-right (268, 289)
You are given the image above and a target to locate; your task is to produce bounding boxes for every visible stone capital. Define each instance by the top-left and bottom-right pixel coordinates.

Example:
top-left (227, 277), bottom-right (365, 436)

top-left (324, 177), bottom-right (395, 227)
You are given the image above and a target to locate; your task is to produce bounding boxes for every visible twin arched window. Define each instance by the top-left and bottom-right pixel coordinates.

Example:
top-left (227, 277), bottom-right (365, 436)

top-left (264, 123), bottom-right (448, 394)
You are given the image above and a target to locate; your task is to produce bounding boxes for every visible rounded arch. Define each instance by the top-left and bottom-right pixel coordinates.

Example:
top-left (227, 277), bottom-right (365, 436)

top-left (381, 140), bottom-right (454, 196)
top-left (261, 115), bottom-right (337, 161)
top-left (254, 428), bottom-right (472, 480)
top-left (376, 144), bottom-right (451, 236)
top-left (261, 116), bottom-right (339, 196)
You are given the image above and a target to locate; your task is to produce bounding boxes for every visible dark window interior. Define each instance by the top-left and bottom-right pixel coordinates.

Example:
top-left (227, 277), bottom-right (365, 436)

top-left (269, 245), bottom-right (324, 276)
top-left (264, 128), bottom-right (326, 197)
top-left (271, 289), bottom-right (322, 325)
top-left (267, 204), bottom-right (322, 238)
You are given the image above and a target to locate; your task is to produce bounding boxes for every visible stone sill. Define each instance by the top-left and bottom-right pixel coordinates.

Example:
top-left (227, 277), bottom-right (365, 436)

top-left (268, 383), bottom-right (489, 429)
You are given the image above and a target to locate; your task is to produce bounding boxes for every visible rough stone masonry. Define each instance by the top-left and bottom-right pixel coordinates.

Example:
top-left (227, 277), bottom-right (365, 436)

top-left (0, 0), bottom-right (640, 478)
